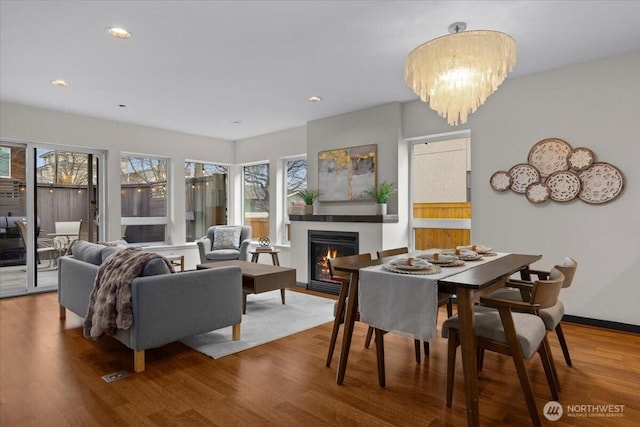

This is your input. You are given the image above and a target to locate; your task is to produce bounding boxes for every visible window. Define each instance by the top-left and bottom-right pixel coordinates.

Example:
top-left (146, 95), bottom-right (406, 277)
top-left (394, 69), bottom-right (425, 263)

top-left (185, 161), bottom-right (228, 241)
top-left (284, 158), bottom-right (307, 242)
top-left (243, 163), bottom-right (269, 239)
top-left (0, 147), bottom-right (10, 177)
top-left (121, 154), bottom-right (168, 244)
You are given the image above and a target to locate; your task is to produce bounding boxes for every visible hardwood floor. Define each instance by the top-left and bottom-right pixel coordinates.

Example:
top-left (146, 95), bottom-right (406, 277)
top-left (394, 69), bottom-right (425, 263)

top-left (1, 290), bottom-right (639, 426)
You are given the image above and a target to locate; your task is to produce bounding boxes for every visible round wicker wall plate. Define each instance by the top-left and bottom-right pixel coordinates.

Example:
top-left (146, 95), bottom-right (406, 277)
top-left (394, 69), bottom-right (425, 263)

top-left (546, 170), bottom-right (581, 202)
top-left (569, 147), bottom-right (595, 171)
top-left (578, 162), bottom-right (625, 204)
top-left (527, 138), bottom-right (572, 178)
top-left (508, 163), bottom-right (540, 194)
top-left (490, 171), bottom-right (511, 191)
top-left (525, 182), bottom-right (550, 203)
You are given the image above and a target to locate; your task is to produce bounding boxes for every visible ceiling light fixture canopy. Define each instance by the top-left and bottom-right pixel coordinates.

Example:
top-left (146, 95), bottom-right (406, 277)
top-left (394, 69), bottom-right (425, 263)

top-left (405, 22), bottom-right (517, 126)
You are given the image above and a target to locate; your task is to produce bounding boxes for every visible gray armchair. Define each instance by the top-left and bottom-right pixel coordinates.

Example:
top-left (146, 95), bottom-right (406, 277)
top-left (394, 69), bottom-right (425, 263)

top-left (196, 225), bottom-right (252, 263)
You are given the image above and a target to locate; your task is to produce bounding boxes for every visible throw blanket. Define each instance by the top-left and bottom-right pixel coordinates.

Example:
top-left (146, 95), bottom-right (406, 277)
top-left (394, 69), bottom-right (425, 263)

top-left (83, 248), bottom-right (174, 339)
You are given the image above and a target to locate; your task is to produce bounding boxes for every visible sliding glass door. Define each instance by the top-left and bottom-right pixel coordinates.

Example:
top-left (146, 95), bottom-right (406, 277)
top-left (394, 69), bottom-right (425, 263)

top-left (0, 141), bottom-right (104, 297)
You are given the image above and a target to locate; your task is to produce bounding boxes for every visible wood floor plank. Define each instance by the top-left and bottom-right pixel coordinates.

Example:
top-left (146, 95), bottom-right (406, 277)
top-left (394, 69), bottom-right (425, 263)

top-left (1, 291), bottom-right (639, 426)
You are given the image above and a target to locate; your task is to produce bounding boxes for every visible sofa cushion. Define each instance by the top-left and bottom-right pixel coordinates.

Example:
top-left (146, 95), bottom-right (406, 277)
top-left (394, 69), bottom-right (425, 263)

top-left (212, 226), bottom-right (242, 250)
top-left (101, 246), bottom-right (123, 263)
top-left (71, 241), bottom-right (105, 265)
top-left (140, 257), bottom-right (173, 276)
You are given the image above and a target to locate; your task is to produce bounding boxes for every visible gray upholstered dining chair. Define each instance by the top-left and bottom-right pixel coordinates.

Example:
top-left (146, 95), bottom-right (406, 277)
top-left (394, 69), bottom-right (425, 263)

top-left (487, 257), bottom-right (578, 366)
top-left (442, 268), bottom-right (565, 426)
top-left (196, 225), bottom-right (252, 263)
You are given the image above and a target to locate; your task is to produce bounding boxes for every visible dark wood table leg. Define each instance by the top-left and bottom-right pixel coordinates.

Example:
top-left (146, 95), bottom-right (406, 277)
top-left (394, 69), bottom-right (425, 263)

top-left (251, 253), bottom-right (259, 263)
top-left (457, 288), bottom-right (480, 427)
top-left (336, 271), bottom-right (359, 385)
top-left (375, 328), bottom-right (386, 387)
top-left (242, 292), bottom-right (248, 314)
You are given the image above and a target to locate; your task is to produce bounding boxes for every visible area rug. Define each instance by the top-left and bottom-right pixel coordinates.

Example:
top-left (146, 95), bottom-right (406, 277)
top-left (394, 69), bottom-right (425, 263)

top-left (181, 290), bottom-right (335, 359)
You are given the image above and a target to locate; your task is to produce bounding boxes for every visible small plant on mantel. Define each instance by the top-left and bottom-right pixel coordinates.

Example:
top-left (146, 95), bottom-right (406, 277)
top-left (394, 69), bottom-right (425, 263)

top-left (364, 181), bottom-right (396, 215)
top-left (298, 188), bottom-right (320, 205)
top-left (297, 188), bottom-right (320, 214)
top-left (364, 181), bottom-right (396, 204)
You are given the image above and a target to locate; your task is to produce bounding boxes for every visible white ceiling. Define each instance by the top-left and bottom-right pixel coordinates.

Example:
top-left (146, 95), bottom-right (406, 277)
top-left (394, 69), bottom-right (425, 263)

top-left (1, 1), bottom-right (639, 141)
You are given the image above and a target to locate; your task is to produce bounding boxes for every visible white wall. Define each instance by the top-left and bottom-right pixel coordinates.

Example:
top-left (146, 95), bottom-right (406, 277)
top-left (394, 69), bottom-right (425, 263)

top-left (0, 102), bottom-right (235, 243)
top-left (404, 52), bottom-right (640, 326)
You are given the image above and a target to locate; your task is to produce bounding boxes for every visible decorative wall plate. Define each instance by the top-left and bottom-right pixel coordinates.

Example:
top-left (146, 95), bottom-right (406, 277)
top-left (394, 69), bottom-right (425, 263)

top-left (568, 147), bottom-right (595, 171)
top-left (546, 171), bottom-right (581, 202)
top-left (490, 171), bottom-right (511, 191)
top-left (508, 163), bottom-right (540, 194)
top-left (527, 138), bottom-right (572, 178)
top-left (578, 162), bottom-right (625, 204)
top-left (525, 182), bottom-right (550, 204)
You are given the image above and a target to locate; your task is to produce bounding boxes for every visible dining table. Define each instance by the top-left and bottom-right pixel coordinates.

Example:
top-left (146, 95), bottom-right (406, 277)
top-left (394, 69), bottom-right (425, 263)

top-left (333, 251), bottom-right (542, 427)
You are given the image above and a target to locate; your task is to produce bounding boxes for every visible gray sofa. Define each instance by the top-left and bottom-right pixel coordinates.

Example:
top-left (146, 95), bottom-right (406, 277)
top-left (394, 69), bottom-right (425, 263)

top-left (58, 241), bottom-right (243, 372)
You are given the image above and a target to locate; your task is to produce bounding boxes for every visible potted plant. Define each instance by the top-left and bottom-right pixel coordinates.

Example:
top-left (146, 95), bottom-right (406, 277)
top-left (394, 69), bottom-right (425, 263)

top-left (364, 181), bottom-right (396, 215)
top-left (297, 188), bottom-right (320, 215)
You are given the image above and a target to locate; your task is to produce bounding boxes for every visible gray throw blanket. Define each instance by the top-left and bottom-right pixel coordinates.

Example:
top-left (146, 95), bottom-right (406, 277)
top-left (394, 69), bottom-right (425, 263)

top-left (83, 248), bottom-right (174, 339)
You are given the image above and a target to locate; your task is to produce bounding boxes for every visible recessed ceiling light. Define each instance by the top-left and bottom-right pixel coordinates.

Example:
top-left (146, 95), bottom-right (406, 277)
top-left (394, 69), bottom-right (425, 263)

top-left (308, 96), bottom-right (322, 103)
top-left (50, 80), bottom-right (70, 88)
top-left (107, 27), bottom-right (132, 39)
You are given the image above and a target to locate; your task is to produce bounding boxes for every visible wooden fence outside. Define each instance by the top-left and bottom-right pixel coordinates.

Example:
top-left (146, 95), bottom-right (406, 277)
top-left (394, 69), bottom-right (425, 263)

top-left (413, 202), bottom-right (471, 249)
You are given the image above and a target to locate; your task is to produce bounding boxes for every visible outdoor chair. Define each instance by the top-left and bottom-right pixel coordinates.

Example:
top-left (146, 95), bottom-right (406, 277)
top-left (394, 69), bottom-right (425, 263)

top-left (15, 220), bottom-right (62, 268)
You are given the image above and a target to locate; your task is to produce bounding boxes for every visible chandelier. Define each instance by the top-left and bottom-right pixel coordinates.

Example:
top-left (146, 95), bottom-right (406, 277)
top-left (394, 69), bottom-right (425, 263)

top-left (405, 22), bottom-right (517, 126)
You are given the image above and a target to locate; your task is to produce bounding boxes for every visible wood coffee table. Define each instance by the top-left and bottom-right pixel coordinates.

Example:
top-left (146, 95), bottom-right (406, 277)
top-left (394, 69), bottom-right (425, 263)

top-left (197, 260), bottom-right (296, 314)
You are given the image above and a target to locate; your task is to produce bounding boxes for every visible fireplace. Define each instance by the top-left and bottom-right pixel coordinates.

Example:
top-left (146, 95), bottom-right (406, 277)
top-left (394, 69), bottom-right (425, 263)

top-left (308, 230), bottom-right (359, 294)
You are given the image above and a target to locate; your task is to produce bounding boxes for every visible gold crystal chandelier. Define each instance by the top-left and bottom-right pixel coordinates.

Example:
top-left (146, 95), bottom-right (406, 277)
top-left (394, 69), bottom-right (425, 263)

top-left (405, 22), bottom-right (517, 126)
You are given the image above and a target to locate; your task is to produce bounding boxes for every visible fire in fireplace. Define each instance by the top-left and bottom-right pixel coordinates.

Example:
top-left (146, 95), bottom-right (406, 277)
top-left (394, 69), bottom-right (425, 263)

top-left (308, 230), bottom-right (359, 294)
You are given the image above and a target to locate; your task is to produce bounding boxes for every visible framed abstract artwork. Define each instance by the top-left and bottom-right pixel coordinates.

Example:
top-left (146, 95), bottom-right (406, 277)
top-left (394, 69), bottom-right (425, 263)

top-left (318, 144), bottom-right (377, 201)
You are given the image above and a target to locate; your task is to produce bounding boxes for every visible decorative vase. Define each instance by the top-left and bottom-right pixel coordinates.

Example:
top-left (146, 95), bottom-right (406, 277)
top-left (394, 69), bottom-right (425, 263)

top-left (376, 203), bottom-right (387, 215)
top-left (304, 205), bottom-right (314, 215)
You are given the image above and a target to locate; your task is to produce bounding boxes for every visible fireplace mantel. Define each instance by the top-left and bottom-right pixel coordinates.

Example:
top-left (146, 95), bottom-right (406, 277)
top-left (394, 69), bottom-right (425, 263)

top-left (289, 214), bottom-right (398, 223)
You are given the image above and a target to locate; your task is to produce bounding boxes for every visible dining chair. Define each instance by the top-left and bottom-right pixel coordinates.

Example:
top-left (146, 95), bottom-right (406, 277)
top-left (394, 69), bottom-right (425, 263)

top-left (442, 268), bottom-right (565, 427)
top-left (487, 257), bottom-right (578, 366)
top-left (15, 220), bottom-right (62, 268)
top-left (326, 253), bottom-right (376, 367)
top-left (376, 247), bottom-right (455, 362)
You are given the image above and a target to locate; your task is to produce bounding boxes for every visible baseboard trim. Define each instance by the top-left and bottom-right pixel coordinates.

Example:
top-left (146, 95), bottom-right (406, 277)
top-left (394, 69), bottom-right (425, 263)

top-left (563, 315), bottom-right (639, 334)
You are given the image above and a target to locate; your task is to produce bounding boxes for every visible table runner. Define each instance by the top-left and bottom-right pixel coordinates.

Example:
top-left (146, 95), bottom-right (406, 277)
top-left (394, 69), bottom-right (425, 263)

top-left (358, 252), bottom-right (508, 341)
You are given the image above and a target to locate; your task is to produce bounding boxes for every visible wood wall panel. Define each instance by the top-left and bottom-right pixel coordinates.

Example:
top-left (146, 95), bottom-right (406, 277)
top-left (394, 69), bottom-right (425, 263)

top-left (413, 202), bottom-right (472, 249)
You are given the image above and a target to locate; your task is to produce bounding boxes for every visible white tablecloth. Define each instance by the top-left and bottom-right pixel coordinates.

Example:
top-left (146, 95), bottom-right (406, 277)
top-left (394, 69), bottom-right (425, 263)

top-left (358, 252), bottom-right (508, 341)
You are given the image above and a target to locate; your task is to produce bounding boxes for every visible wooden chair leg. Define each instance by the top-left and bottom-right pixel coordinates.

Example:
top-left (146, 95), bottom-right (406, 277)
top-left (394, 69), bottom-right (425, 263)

top-left (543, 335), bottom-right (561, 393)
top-left (326, 284), bottom-right (348, 367)
top-left (477, 348), bottom-right (485, 372)
top-left (538, 337), bottom-right (559, 400)
top-left (447, 298), bottom-right (453, 318)
top-left (498, 307), bottom-right (541, 427)
top-left (414, 339), bottom-right (421, 364)
top-left (375, 328), bottom-right (386, 387)
top-left (424, 340), bottom-right (430, 357)
top-left (511, 352), bottom-right (540, 427)
top-left (446, 329), bottom-right (458, 407)
top-left (364, 326), bottom-right (374, 349)
top-left (555, 323), bottom-right (573, 367)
